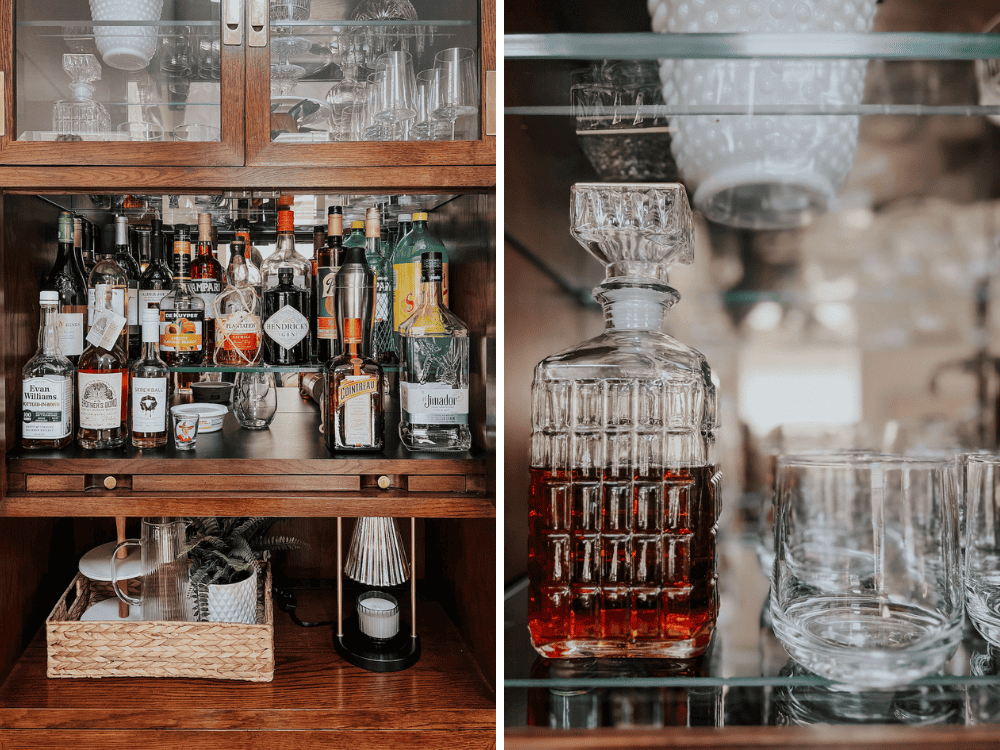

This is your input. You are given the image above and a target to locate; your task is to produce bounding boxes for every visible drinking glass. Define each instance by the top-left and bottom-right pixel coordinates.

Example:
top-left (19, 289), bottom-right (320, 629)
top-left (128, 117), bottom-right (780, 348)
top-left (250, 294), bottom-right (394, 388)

top-left (432, 47), bottom-right (478, 140)
top-left (770, 452), bottom-right (963, 688)
top-left (340, 104), bottom-right (367, 142)
top-left (374, 51), bottom-right (416, 124)
top-left (413, 69), bottom-right (449, 141)
top-left (363, 72), bottom-right (394, 140)
top-left (173, 123), bottom-right (221, 142)
top-left (964, 455), bottom-right (1000, 646)
top-left (233, 371), bottom-right (278, 429)
top-left (117, 121), bottom-right (164, 141)
top-left (171, 408), bottom-right (200, 450)
top-left (111, 517), bottom-right (190, 621)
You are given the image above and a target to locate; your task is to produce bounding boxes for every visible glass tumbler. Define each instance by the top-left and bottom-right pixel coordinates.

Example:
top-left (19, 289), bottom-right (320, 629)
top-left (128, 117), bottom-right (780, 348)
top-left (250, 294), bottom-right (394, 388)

top-left (963, 455), bottom-right (1000, 646)
top-left (233, 371), bottom-right (278, 429)
top-left (770, 452), bottom-right (963, 689)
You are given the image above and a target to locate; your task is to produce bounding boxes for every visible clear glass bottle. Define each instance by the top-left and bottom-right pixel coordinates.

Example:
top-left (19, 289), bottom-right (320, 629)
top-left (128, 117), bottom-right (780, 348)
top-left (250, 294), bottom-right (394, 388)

top-left (43, 212), bottom-right (88, 365)
top-left (365, 208), bottom-right (395, 365)
top-left (233, 200), bottom-right (265, 286)
top-left (326, 318), bottom-right (384, 452)
top-left (158, 225), bottom-right (206, 366)
top-left (52, 53), bottom-right (111, 136)
top-left (392, 212), bottom-right (449, 354)
top-left (398, 252), bottom-right (471, 452)
top-left (112, 215), bottom-right (142, 361)
top-left (260, 208), bottom-right (311, 294)
top-left (78, 283), bottom-right (129, 449)
top-left (22, 291), bottom-right (75, 449)
top-left (131, 309), bottom-right (170, 448)
top-left (528, 183), bottom-right (720, 660)
top-left (87, 223), bottom-right (129, 355)
top-left (214, 238), bottom-right (263, 366)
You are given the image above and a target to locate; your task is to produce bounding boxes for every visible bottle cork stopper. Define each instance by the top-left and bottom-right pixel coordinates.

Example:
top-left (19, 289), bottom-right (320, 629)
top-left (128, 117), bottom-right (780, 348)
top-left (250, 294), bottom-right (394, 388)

top-left (365, 207), bottom-right (380, 238)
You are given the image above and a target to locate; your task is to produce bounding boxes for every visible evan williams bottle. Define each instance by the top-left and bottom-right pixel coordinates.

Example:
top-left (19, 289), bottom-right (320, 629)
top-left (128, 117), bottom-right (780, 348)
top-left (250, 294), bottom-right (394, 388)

top-left (326, 318), bottom-right (384, 452)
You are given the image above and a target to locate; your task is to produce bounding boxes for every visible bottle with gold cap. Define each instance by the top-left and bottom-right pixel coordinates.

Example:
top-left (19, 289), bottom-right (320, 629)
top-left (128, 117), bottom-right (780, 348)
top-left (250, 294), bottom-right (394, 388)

top-left (391, 211), bottom-right (449, 356)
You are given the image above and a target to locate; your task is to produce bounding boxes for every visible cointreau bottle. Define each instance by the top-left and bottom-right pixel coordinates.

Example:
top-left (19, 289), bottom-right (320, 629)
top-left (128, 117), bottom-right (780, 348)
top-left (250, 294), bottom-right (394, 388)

top-left (326, 317), bottom-right (384, 452)
top-left (528, 183), bottom-right (720, 659)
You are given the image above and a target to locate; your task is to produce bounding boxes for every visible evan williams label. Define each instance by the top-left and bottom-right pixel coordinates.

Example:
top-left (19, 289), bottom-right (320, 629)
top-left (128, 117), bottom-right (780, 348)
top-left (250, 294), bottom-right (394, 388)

top-left (264, 304), bottom-right (309, 349)
top-left (337, 375), bottom-right (378, 404)
top-left (22, 376), bottom-right (72, 438)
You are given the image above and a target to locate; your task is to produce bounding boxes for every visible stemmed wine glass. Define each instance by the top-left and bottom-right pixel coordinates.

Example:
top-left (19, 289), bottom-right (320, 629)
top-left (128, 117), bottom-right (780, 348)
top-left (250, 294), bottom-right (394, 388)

top-left (374, 51), bottom-right (416, 140)
top-left (432, 47), bottom-right (478, 140)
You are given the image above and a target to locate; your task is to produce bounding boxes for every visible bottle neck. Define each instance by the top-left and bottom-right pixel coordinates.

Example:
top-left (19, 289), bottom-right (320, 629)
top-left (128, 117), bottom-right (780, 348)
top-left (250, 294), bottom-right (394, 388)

top-left (39, 303), bottom-right (59, 355)
top-left (595, 281), bottom-right (678, 331)
top-left (197, 240), bottom-right (214, 257)
top-left (275, 230), bottom-right (296, 258)
top-left (418, 278), bottom-right (444, 309)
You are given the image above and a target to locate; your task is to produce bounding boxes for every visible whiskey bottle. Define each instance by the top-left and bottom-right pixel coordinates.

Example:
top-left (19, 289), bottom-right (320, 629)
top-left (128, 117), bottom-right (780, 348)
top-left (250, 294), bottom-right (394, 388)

top-left (131, 309), bottom-right (170, 448)
top-left (263, 268), bottom-right (310, 365)
top-left (158, 225), bottom-right (206, 366)
top-left (22, 291), bottom-right (75, 449)
top-left (365, 208), bottom-right (395, 364)
top-left (215, 238), bottom-right (263, 366)
top-left (78, 283), bottom-right (129, 449)
top-left (528, 184), bottom-right (720, 660)
top-left (391, 212), bottom-right (449, 355)
top-left (139, 219), bottom-right (173, 316)
top-left (191, 213), bottom-right (224, 359)
top-left (42, 212), bottom-right (87, 365)
top-left (326, 317), bottom-right (384, 452)
top-left (398, 252), bottom-right (471, 452)
top-left (81, 219), bottom-right (97, 278)
top-left (86, 223), bottom-right (129, 354)
top-left (315, 205), bottom-right (343, 363)
top-left (112, 215), bottom-right (142, 361)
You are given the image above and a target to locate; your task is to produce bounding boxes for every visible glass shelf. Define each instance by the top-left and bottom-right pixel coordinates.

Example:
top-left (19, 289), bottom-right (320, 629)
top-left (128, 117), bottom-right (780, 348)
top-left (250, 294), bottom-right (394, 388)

top-left (505, 540), bottom-right (1000, 730)
top-left (170, 365), bottom-right (322, 374)
top-left (505, 32), bottom-right (1000, 60)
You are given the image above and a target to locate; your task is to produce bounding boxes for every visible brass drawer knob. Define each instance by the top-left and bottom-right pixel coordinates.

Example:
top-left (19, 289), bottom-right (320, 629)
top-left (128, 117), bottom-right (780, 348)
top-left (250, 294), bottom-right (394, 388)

top-left (377, 475), bottom-right (391, 490)
top-left (104, 476), bottom-right (117, 490)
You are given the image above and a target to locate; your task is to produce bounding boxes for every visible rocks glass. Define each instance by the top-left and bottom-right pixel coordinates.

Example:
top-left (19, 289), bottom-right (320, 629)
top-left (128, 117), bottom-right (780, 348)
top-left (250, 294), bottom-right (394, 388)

top-left (770, 453), bottom-right (963, 688)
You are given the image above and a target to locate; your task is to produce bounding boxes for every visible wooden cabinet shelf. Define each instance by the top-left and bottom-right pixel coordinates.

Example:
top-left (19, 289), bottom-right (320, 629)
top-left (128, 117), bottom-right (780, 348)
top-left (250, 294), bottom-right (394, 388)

top-left (0, 589), bottom-right (495, 748)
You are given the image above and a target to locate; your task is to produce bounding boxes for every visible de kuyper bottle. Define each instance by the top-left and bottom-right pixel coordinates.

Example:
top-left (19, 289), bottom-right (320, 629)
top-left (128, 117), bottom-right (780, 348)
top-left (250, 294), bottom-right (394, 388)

top-left (528, 183), bottom-right (720, 659)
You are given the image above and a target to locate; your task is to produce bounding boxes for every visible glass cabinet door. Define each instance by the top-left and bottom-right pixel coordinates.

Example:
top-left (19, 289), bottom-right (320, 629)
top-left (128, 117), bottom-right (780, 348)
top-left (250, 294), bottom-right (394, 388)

top-left (1, 0), bottom-right (244, 165)
top-left (245, 0), bottom-right (495, 166)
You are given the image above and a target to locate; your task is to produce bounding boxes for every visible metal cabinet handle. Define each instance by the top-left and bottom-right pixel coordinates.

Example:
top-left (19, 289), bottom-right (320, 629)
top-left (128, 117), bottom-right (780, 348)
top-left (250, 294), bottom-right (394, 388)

top-left (223, 0), bottom-right (242, 45)
top-left (249, 0), bottom-right (268, 47)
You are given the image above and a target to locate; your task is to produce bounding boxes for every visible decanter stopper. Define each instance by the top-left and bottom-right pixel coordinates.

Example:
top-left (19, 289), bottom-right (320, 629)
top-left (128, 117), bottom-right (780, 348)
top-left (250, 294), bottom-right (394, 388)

top-left (570, 182), bottom-right (694, 283)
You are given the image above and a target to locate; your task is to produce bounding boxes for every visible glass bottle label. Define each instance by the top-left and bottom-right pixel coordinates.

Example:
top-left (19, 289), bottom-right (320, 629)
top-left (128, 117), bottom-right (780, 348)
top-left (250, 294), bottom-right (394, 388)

top-left (316, 266), bottom-right (338, 339)
top-left (87, 287), bottom-right (125, 326)
top-left (86, 305), bottom-right (127, 350)
top-left (132, 377), bottom-right (168, 433)
top-left (266, 273), bottom-right (306, 290)
top-left (54, 311), bottom-right (85, 356)
top-left (139, 289), bottom-right (169, 313)
top-left (264, 304), bottom-right (309, 349)
top-left (159, 310), bottom-right (204, 353)
top-left (217, 310), bottom-right (261, 353)
top-left (400, 382), bottom-right (469, 425)
top-left (22, 375), bottom-right (72, 438)
top-left (190, 279), bottom-right (221, 319)
top-left (394, 261), bottom-right (449, 331)
top-left (79, 372), bottom-right (123, 430)
top-left (339, 375), bottom-right (377, 445)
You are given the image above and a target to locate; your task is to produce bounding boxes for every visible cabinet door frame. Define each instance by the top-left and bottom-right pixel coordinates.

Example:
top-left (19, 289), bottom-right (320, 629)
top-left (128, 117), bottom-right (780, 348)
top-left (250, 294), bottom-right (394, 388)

top-left (0, 0), bottom-right (245, 166)
top-left (244, 0), bottom-right (495, 168)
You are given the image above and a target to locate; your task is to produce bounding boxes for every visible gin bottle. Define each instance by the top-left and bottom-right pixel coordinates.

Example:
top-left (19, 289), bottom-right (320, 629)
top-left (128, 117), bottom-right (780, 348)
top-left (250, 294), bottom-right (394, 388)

top-left (528, 184), bottom-right (720, 659)
top-left (22, 291), bottom-right (75, 449)
top-left (398, 252), bottom-right (471, 452)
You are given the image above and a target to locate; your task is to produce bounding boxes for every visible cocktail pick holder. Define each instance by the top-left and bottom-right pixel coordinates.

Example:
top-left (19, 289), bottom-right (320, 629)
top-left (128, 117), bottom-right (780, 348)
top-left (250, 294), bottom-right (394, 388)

top-left (333, 516), bottom-right (421, 672)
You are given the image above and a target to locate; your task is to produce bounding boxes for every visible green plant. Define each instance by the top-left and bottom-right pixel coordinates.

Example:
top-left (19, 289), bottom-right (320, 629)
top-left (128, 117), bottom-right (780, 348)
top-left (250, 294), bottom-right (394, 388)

top-left (184, 517), bottom-right (304, 622)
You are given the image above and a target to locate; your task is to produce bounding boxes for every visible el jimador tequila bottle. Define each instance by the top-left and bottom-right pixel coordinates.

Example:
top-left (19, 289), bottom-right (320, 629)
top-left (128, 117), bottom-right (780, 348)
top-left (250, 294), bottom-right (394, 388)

top-left (528, 184), bottom-right (720, 659)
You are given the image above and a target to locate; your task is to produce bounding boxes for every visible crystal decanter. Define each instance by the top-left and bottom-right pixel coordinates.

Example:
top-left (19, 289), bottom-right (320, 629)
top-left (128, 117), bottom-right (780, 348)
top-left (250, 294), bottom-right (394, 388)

top-left (528, 183), bottom-right (721, 659)
top-left (53, 54), bottom-right (111, 137)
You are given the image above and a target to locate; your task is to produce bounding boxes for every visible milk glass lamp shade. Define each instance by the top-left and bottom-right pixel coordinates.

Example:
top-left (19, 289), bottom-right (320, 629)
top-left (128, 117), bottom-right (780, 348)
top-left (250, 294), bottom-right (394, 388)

top-left (650, 0), bottom-right (878, 230)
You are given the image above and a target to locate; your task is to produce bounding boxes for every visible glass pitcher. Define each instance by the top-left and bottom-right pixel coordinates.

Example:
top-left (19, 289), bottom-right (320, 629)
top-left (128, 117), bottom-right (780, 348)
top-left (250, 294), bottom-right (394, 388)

top-left (111, 517), bottom-right (191, 621)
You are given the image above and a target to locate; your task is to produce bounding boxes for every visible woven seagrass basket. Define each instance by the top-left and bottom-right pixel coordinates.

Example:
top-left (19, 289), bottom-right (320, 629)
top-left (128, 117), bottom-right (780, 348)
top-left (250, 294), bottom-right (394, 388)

top-left (45, 560), bottom-right (274, 682)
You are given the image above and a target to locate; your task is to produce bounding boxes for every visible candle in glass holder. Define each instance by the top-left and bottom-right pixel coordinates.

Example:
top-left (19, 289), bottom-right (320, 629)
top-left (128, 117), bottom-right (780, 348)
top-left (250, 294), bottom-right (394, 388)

top-left (357, 592), bottom-right (400, 641)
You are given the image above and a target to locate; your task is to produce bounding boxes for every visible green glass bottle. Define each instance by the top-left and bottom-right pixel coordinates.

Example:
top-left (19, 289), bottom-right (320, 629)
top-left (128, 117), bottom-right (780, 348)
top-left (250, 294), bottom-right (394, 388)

top-left (391, 212), bottom-right (449, 355)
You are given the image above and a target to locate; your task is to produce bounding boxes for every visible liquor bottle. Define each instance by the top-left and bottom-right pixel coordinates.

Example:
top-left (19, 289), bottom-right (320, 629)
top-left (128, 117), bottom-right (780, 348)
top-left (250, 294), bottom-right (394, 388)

top-left (112, 215), bottom-right (142, 361)
top-left (260, 208), bottom-right (311, 294)
top-left (398, 252), bottom-right (471, 452)
top-left (43, 212), bottom-right (87, 365)
top-left (72, 216), bottom-right (89, 287)
top-left (158, 225), bottom-right (206, 366)
top-left (81, 219), bottom-right (96, 278)
top-left (22, 291), bottom-right (75, 449)
top-left (315, 206), bottom-right (343, 363)
top-left (263, 268), bottom-right (310, 365)
top-left (214, 238), bottom-right (262, 366)
top-left (343, 219), bottom-right (365, 251)
top-left (392, 212), bottom-right (449, 354)
top-left (310, 223), bottom-right (327, 359)
top-left (134, 225), bottom-right (152, 273)
top-left (191, 213), bottom-right (224, 360)
top-left (325, 317), bottom-right (384, 452)
top-left (78, 282), bottom-right (129, 449)
top-left (365, 208), bottom-right (395, 364)
top-left (527, 184), bottom-right (720, 660)
top-left (396, 213), bottom-right (414, 245)
top-left (233, 199), bottom-right (265, 274)
top-left (86, 224), bottom-right (129, 354)
top-left (131, 308), bottom-right (170, 448)
top-left (139, 219), bottom-right (173, 317)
